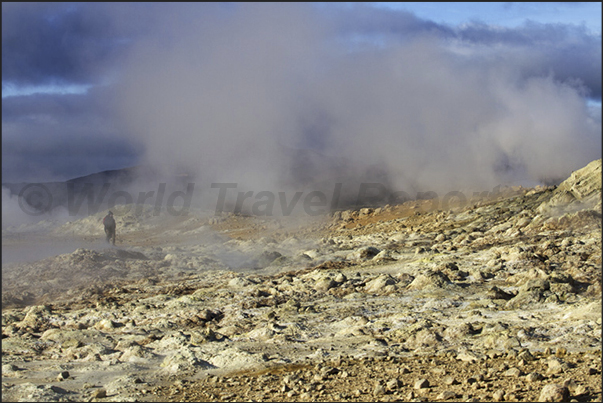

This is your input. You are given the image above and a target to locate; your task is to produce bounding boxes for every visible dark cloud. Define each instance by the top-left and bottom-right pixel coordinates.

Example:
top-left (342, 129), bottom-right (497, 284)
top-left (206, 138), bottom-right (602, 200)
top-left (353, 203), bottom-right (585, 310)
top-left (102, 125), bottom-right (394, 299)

top-left (322, 4), bottom-right (601, 100)
top-left (454, 22), bottom-right (602, 100)
top-left (1, 2), bottom-right (171, 87)
top-left (2, 90), bottom-right (140, 182)
top-left (3, 3), bottom-right (114, 86)
top-left (2, 141), bottom-right (138, 183)
top-left (320, 4), bottom-right (455, 39)
top-left (1, 2), bottom-right (240, 87)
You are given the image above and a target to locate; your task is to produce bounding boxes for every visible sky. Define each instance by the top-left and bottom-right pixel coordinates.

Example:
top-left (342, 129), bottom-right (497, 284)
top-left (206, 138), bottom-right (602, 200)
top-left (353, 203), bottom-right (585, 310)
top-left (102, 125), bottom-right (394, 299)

top-left (377, 2), bottom-right (601, 34)
top-left (2, 2), bottom-right (601, 193)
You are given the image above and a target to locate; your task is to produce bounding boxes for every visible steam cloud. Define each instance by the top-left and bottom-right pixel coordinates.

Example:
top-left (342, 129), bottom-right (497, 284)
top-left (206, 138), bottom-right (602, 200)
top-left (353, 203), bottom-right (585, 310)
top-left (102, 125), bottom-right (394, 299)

top-left (3, 3), bottom-right (601, 208)
top-left (116, 3), bottom-right (601, 200)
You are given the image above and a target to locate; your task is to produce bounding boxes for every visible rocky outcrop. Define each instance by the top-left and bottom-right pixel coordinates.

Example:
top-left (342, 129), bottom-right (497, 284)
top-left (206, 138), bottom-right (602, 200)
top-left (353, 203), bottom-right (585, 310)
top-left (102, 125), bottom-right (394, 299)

top-left (539, 159), bottom-right (602, 215)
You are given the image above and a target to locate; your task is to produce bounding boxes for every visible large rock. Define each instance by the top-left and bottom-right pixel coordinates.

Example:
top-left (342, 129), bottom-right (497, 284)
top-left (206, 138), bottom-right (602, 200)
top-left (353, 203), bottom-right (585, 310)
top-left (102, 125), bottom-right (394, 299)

top-left (539, 159), bottom-right (602, 215)
top-left (407, 270), bottom-right (455, 290)
top-left (19, 305), bottom-right (51, 328)
top-left (556, 159), bottom-right (602, 200)
top-left (350, 246), bottom-right (381, 260)
top-left (209, 347), bottom-right (266, 370)
top-left (538, 383), bottom-right (570, 402)
top-left (364, 274), bottom-right (397, 293)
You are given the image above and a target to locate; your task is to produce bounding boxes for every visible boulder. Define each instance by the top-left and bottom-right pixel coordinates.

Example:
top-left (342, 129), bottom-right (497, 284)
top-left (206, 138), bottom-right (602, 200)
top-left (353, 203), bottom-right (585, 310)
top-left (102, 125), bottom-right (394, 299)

top-left (407, 270), bottom-right (454, 290)
top-left (538, 383), bottom-right (570, 402)
top-left (351, 246), bottom-right (381, 260)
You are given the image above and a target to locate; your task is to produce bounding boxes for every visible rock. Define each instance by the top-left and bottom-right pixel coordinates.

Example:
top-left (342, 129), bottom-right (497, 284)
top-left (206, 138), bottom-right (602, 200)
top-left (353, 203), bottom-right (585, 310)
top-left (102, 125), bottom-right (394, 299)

top-left (521, 278), bottom-right (550, 292)
top-left (197, 308), bottom-right (222, 322)
top-left (389, 233), bottom-right (405, 242)
top-left (2, 363), bottom-right (20, 374)
top-left (538, 384), bottom-right (570, 402)
top-left (95, 319), bottom-right (117, 331)
top-left (516, 349), bottom-right (535, 362)
top-left (320, 366), bottom-right (339, 376)
top-left (120, 345), bottom-right (157, 362)
top-left (359, 208), bottom-right (374, 216)
top-left (515, 217), bottom-right (532, 228)
top-left (505, 289), bottom-right (544, 309)
top-left (537, 160), bottom-right (602, 218)
top-left (209, 347), bottom-right (266, 370)
top-left (503, 367), bottom-right (523, 377)
top-left (386, 378), bottom-right (402, 390)
top-left (20, 305), bottom-right (51, 328)
top-left (550, 282), bottom-right (575, 296)
top-left (553, 159), bottom-right (601, 202)
top-left (436, 391), bottom-right (457, 400)
top-left (314, 277), bottom-right (337, 292)
top-left (373, 384), bottom-right (386, 396)
top-left (364, 274), bottom-right (397, 293)
top-left (247, 327), bottom-right (275, 341)
top-left (457, 351), bottom-right (482, 363)
top-left (547, 357), bottom-right (568, 374)
top-left (92, 388), bottom-right (107, 399)
top-left (301, 249), bottom-right (320, 259)
top-left (351, 246), bottom-right (381, 260)
top-left (562, 379), bottom-right (583, 395)
top-left (373, 250), bottom-right (395, 262)
top-left (161, 349), bottom-right (213, 372)
top-left (414, 379), bottom-right (429, 389)
top-left (563, 380), bottom-right (589, 397)
top-left (526, 372), bottom-right (544, 382)
top-left (407, 328), bottom-right (442, 349)
top-left (492, 390), bottom-right (505, 401)
top-left (443, 323), bottom-right (476, 340)
top-left (57, 371), bottom-right (70, 381)
top-left (407, 270), bottom-right (454, 290)
top-left (487, 286), bottom-right (515, 300)
top-left (228, 277), bottom-right (255, 288)
top-left (61, 338), bottom-right (84, 349)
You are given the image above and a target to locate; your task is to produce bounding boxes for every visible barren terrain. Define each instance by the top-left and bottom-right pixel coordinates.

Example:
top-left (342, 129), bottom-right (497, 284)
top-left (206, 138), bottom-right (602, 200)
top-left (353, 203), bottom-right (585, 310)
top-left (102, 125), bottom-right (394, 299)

top-left (2, 159), bottom-right (602, 402)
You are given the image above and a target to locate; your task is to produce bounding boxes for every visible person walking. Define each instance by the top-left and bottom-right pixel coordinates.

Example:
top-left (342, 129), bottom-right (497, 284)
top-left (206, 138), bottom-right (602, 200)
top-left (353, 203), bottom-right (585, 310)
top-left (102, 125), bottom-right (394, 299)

top-left (103, 211), bottom-right (116, 245)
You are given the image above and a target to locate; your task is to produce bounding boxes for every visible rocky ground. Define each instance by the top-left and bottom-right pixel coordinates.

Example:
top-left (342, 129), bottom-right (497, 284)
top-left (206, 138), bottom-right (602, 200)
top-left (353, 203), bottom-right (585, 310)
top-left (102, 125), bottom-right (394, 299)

top-left (2, 159), bottom-right (602, 402)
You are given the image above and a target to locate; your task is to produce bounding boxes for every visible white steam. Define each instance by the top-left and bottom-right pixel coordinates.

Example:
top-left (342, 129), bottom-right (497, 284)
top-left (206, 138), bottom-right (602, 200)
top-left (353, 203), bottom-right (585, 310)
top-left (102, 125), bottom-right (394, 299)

top-left (116, 4), bottom-right (601, 202)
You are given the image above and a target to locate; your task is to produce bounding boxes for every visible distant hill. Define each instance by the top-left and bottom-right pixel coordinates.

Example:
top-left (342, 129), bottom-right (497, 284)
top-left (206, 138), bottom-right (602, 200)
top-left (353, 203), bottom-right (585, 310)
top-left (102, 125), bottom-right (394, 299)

top-left (2, 165), bottom-right (196, 217)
